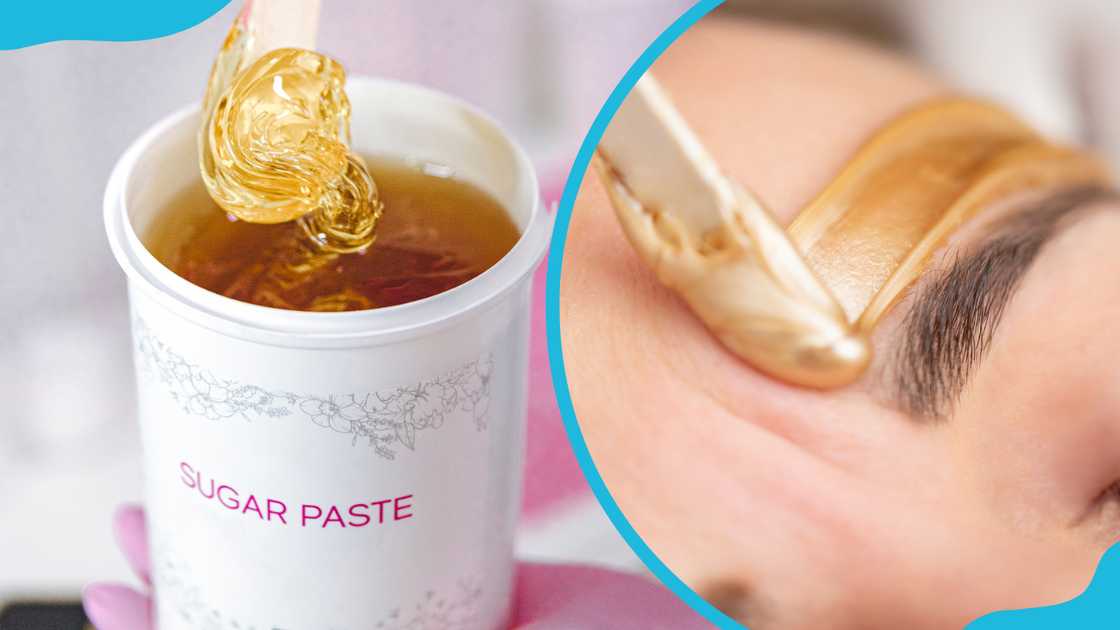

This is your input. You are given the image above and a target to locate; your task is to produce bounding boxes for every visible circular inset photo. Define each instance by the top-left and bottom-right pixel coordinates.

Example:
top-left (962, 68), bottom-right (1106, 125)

top-left (555, 4), bottom-right (1120, 629)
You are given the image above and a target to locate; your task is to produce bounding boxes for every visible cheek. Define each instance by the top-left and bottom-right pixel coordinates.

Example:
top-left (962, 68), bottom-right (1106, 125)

top-left (940, 328), bottom-right (1120, 610)
top-left (952, 289), bottom-right (1120, 539)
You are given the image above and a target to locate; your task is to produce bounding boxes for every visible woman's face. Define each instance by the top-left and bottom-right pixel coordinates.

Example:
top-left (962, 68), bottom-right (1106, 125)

top-left (560, 17), bottom-right (1120, 629)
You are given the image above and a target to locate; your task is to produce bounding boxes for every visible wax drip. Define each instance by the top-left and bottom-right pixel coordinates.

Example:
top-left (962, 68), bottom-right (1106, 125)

top-left (198, 20), bottom-right (382, 309)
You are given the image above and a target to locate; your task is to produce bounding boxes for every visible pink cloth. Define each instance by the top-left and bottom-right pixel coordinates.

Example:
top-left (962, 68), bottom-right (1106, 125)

top-left (521, 256), bottom-right (589, 517)
top-left (82, 506), bottom-right (706, 629)
top-left (520, 177), bottom-right (588, 519)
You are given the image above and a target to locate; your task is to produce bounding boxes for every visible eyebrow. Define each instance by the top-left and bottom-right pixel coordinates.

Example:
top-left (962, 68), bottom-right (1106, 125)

top-left (890, 185), bottom-right (1117, 418)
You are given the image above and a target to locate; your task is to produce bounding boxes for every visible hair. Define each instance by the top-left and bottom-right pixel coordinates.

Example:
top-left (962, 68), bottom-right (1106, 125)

top-left (891, 185), bottom-right (1118, 419)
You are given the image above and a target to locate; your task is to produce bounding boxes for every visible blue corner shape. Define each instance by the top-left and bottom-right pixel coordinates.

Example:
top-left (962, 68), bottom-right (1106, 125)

top-left (967, 542), bottom-right (1120, 629)
top-left (1, 1), bottom-right (231, 50)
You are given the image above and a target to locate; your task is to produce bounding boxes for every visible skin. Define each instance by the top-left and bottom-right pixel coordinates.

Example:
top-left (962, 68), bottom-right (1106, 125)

top-left (560, 18), bottom-right (1120, 629)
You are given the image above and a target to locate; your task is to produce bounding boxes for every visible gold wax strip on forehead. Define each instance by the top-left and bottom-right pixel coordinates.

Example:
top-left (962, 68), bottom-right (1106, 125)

top-left (596, 76), bottom-right (1113, 389)
top-left (788, 99), bottom-right (1112, 330)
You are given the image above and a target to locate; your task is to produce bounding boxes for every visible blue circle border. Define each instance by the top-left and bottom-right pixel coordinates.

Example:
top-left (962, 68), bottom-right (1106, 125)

top-left (543, 1), bottom-right (740, 627)
top-left (543, 3), bottom-right (1120, 628)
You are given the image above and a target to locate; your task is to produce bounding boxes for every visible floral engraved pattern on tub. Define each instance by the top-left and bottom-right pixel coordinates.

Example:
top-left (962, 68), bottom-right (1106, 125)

top-left (133, 319), bottom-right (493, 459)
top-left (373, 579), bottom-right (485, 630)
top-left (155, 547), bottom-right (485, 630)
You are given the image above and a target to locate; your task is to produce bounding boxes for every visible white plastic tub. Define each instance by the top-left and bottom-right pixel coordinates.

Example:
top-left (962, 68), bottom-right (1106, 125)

top-left (105, 78), bottom-right (550, 630)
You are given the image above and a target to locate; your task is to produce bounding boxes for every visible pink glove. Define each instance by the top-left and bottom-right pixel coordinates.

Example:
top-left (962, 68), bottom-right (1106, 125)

top-left (83, 505), bottom-right (707, 630)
